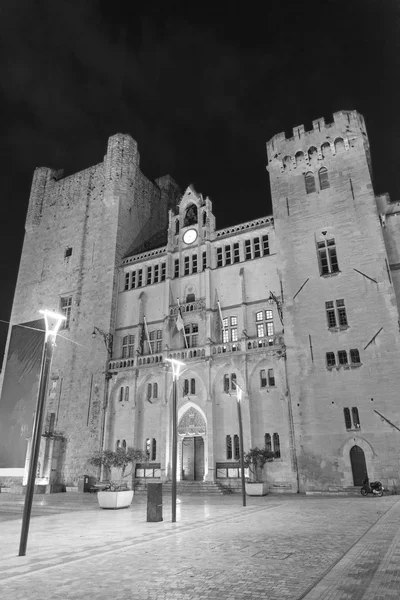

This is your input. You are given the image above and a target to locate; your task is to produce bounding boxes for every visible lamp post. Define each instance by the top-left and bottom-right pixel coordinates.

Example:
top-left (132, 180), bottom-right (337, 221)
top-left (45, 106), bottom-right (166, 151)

top-left (232, 382), bottom-right (246, 507)
top-left (19, 310), bottom-right (66, 557)
top-left (92, 326), bottom-right (113, 481)
top-left (165, 357), bottom-right (186, 523)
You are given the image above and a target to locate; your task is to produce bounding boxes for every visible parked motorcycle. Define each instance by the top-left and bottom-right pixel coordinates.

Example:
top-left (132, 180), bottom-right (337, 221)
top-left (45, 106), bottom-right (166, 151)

top-left (360, 477), bottom-right (384, 497)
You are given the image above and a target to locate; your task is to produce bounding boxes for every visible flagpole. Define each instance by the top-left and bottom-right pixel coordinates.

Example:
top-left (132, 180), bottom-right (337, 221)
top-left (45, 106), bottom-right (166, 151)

top-left (143, 316), bottom-right (152, 354)
top-left (177, 299), bottom-right (188, 349)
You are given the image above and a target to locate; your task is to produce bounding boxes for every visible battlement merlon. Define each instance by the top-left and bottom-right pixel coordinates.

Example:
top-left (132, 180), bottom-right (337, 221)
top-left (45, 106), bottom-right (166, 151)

top-left (266, 110), bottom-right (368, 165)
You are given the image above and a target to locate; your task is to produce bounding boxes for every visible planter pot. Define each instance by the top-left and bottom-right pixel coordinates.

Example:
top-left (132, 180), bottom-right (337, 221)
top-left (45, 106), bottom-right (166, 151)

top-left (97, 490), bottom-right (134, 509)
top-left (245, 482), bottom-right (269, 496)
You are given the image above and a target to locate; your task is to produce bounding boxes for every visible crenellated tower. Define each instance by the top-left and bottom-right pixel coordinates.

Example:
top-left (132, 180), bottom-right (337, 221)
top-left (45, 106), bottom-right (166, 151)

top-left (267, 110), bottom-right (400, 492)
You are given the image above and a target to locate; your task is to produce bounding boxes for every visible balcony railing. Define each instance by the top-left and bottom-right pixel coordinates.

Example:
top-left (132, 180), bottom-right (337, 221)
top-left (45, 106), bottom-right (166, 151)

top-left (169, 299), bottom-right (205, 316)
top-left (108, 334), bottom-right (284, 372)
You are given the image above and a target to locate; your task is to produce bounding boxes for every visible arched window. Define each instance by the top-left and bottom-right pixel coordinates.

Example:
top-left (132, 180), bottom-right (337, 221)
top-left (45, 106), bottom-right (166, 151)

top-left (119, 387), bottom-right (124, 402)
top-left (273, 433), bottom-right (280, 458)
top-left (321, 142), bottom-right (331, 158)
top-left (151, 439), bottom-right (157, 461)
top-left (122, 439), bottom-right (127, 451)
top-left (124, 387), bottom-right (129, 402)
top-left (184, 204), bottom-right (198, 227)
top-left (153, 382), bottom-right (158, 398)
top-left (226, 435), bottom-right (232, 459)
top-left (190, 378), bottom-right (196, 394)
top-left (334, 137), bottom-right (345, 153)
top-left (147, 383), bottom-right (152, 400)
top-left (234, 434), bottom-right (240, 460)
top-left (305, 172), bottom-right (316, 194)
top-left (319, 167), bottom-right (329, 190)
top-left (264, 433), bottom-right (272, 452)
top-left (183, 379), bottom-right (189, 395)
top-left (308, 146), bottom-right (318, 161)
top-left (175, 219), bottom-right (180, 235)
top-left (145, 438), bottom-right (150, 459)
top-left (295, 151), bottom-right (305, 166)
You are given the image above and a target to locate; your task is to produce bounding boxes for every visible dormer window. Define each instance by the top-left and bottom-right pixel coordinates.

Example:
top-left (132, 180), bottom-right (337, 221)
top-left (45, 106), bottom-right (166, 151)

top-left (184, 204), bottom-right (198, 227)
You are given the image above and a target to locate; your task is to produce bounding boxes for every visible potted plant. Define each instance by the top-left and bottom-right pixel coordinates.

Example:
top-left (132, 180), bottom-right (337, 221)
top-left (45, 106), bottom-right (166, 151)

top-left (243, 447), bottom-right (275, 496)
top-left (89, 446), bottom-right (148, 509)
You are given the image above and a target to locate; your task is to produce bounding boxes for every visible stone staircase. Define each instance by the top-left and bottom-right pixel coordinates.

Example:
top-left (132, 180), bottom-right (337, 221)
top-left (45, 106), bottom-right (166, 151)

top-left (135, 480), bottom-right (227, 495)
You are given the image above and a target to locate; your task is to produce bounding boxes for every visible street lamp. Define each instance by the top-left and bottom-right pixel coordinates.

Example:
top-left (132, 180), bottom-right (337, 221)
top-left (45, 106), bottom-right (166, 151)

top-left (165, 357), bottom-right (186, 523)
top-left (232, 382), bottom-right (246, 507)
top-left (92, 326), bottom-right (113, 356)
top-left (19, 309), bottom-right (66, 557)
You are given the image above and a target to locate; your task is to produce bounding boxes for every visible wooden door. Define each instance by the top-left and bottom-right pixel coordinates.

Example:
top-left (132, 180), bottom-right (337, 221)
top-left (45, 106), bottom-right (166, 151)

top-left (350, 445), bottom-right (367, 486)
top-left (194, 437), bottom-right (204, 481)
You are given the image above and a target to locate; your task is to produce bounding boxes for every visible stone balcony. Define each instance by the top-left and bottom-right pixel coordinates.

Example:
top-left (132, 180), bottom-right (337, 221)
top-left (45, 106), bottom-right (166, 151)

top-left (169, 299), bottom-right (205, 316)
top-left (108, 334), bottom-right (285, 373)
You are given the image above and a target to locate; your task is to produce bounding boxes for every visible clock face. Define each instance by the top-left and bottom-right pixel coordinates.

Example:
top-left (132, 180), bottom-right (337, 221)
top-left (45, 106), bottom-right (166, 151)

top-left (183, 228), bottom-right (198, 244)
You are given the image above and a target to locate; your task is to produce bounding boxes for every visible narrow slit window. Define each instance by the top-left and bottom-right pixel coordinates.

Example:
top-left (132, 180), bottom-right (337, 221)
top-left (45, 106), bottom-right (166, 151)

top-left (147, 266), bottom-right (152, 285)
top-left (216, 247), bottom-right (223, 267)
top-left (124, 272), bottom-right (130, 291)
top-left (245, 240), bottom-right (252, 260)
top-left (147, 384), bottom-right (152, 400)
top-left (319, 167), bottom-right (330, 190)
top-left (119, 387), bottom-right (124, 402)
top-left (260, 369), bottom-right (267, 388)
top-left (183, 379), bottom-right (189, 395)
top-left (343, 408), bottom-right (352, 429)
top-left (192, 254), bottom-right (198, 273)
top-left (265, 433), bottom-right (272, 452)
top-left (153, 383), bottom-right (158, 398)
top-left (151, 439), bottom-right (157, 461)
top-left (124, 387), bottom-right (129, 402)
top-left (161, 262), bottom-right (166, 281)
top-left (190, 378), bottom-right (196, 395)
top-left (202, 251), bottom-right (207, 270)
top-left (273, 433), bottom-right (280, 458)
top-left (233, 242), bottom-right (240, 263)
top-left (268, 369), bottom-right (275, 386)
top-left (234, 435), bottom-right (240, 460)
top-left (352, 407), bottom-right (361, 428)
top-left (262, 235), bottom-right (270, 256)
top-left (131, 271), bottom-right (136, 289)
top-left (174, 259), bottom-right (180, 278)
top-left (253, 237), bottom-right (261, 258)
top-left (184, 256), bottom-right (190, 276)
top-left (137, 269), bottom-right (143, 287)
top-left (226, 435), bottom-right (232, 459)
top-left (154, 264), bottom-right (159, 283)
top-left (225, 245), bottom-right (231, 265)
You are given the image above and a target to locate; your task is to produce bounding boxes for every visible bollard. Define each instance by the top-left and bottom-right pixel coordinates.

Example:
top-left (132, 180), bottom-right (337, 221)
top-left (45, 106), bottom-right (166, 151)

top-left (147, 483), bottom-right (163, 522)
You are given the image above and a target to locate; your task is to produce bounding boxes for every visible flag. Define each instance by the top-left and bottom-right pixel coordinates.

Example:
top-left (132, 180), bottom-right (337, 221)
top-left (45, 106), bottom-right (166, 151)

top-left (214, 290), bottom-right (224, 343)
top-left (143, 316), bottom-right (152, 354)
top-left (177, 300), bottom-right (188, 348)
top-left (138, 321), bottom-right (145, 355)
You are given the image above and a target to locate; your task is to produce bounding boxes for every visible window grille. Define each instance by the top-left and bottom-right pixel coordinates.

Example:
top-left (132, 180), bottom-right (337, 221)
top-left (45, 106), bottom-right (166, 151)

top-left (222, 315), bottom-right (238, 343)
top-left (245, 240), bottom-right (252, 260)
top-left (154, 264), bottom-right (159, 283)
top-left (325, 301), bottom-right (336, 327)
top-left (225, 245), bottom-right (231, 265)
top-left (184, 256), bottom-right (190, 276)
top-left (262, 235), bottom-right (270, 256)
top-left (161, 262), bottom-right (166, 281)
top-left (131, 271), bottom-right (136, 289)
top-left (192, 254), bottom-right (198, 273)
top-left (255, 310), bottom-right (274, 338)
top-left (174, 259), bottom-right (179, 278)
top-left (234, 435), bottom-right (240, 460)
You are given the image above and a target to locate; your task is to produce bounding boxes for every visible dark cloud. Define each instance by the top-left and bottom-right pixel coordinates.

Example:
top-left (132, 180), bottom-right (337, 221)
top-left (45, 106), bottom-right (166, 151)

top-left (1, 0), bottom-right (400, 357)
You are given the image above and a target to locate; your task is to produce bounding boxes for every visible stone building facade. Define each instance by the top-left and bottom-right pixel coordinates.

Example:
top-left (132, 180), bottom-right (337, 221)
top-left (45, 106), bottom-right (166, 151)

top-left (1, 110), bottom-right (400, 493)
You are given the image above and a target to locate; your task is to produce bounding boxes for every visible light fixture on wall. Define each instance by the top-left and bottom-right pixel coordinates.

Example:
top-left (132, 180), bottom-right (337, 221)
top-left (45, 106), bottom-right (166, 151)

top-left (92, 326), bottom-right (113, 356)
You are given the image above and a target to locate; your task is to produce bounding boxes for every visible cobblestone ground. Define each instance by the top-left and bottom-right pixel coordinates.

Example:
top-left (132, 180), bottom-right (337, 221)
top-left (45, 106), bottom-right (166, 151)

top-left (0, 493), bottom-right (399, 599)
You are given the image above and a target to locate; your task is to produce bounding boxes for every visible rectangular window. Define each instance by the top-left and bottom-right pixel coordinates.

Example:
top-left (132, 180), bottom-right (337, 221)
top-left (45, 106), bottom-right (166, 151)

top-left (225, 245), bottom-right (231, 265)
top-left (260, 369), bottom-right (267, 388)
top-left (174, 259), bottom-right (180, 278)
top-left (233, 242), bottom-right (240, 263)
top-left (352, 407), bottom-right (361, 428)
top-left (317, 238), bottom-right (340, 276)
top-left (255, 310), bottom-right (274, 338)
top-left (122, 335), bottom-right (135, 358)
top-left (154, 264), bottom-right (159, 284)
top-left (226, 435), bottom-right (232, 459)
top-left (137, 269), bottom-right (143, 287)
top-left (131, 271), bottom-right (136, 289)
top-left (325, 301), bottom-right (336, 327)
top-left (60, 296), bottom-right (72, 329)
top-left (268, 369), bottom-right (275, 386)
top-left (245, 240), bottom-right (252, 260)
top-left (350, 348), bottom-right (360, 364)
top-left (223, 374), bottom-right (230, 393)
top-left (156, 329), bottom-right (162, 353)
top-left (223, 315), bottom-right (237, 342)
top-left (217, 247), bottom-right (223, 267)
top-left (234, 434), bottom-right (240, 460)
top-left (149, 330), bottom-right (155, 353)
top-left (184, 323), bottom-right (198, 348)
top-left (147, 266), bottom-right (152, 285)
top-left (161, 262), bottom-right (166, 281)
top-left (192, 254), bottom-right (198, 273)
top-left (151, 439), bottom-right (157, 461)
top-left (262, 235), bottom-right (270, 256)
top-left (184, 256), bottom-right (190, 276)
top-left (202, 251), bottom-right (207, 270)
top-left (343, 408), bottom-right (352, 429)
top-left (253, 237), bottom-right (261, 258)
top-left (265, 433), bottom-right (272, 452)
top-left (124, 273), bottom-right (130, 291)
top-left (338, 350), bottom-right (348, 365)
top-left (326, 352), bottom-right (336, 367)
top-left (336, 299), bottom-right (348, 326)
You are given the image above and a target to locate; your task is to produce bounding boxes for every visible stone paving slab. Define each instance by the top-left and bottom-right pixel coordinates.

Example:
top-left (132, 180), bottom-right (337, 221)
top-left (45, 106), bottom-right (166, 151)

top-left (0, 493), bottom-right (398, 599)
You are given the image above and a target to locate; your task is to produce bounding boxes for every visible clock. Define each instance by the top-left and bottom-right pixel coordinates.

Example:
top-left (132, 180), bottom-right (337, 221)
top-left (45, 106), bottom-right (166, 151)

top-left (183, 228), bottom-right (198, 244)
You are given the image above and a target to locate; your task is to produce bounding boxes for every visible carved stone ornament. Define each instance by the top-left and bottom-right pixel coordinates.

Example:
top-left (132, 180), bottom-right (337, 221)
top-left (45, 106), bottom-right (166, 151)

top-left (177, 407), bottom-right (206, 436)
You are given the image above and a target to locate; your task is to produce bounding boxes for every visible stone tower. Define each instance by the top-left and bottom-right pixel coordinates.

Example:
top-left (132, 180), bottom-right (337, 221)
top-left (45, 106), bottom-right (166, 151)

top-left (267, 111), bottom-right (400, 491)
top-left (0, 134), bottom-right (180, 486)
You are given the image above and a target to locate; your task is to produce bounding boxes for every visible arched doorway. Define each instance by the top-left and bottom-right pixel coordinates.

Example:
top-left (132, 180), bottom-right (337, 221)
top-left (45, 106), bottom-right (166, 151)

top-left (350, 445), bottom-right (367, 485)
top-left (182, 436), bottom-right (204, 480)
top-left (178, 405), bottom-right (206, 481)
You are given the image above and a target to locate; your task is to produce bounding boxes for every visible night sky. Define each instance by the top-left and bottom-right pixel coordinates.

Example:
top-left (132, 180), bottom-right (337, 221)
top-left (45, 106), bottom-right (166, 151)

top-left (1, 0), bottom-right (399, 361)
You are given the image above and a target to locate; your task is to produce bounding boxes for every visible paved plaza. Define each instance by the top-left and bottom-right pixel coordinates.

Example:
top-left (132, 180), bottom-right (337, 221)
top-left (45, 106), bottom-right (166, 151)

top-left (0, 491), bottom-right (399, 599)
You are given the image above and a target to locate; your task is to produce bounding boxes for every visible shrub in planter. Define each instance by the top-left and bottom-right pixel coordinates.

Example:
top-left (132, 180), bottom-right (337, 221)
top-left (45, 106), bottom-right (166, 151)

top-left (89, 447), bottom-right (148, 491)
top-left (243, 447), bottom-right (274, 495)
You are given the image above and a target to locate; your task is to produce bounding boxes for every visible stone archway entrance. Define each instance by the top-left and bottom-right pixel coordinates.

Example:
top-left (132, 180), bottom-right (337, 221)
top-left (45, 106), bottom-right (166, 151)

top-left (350, 445), bottom-right (367, 485)
top-left (177, 405), bottom-right (206, 482)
